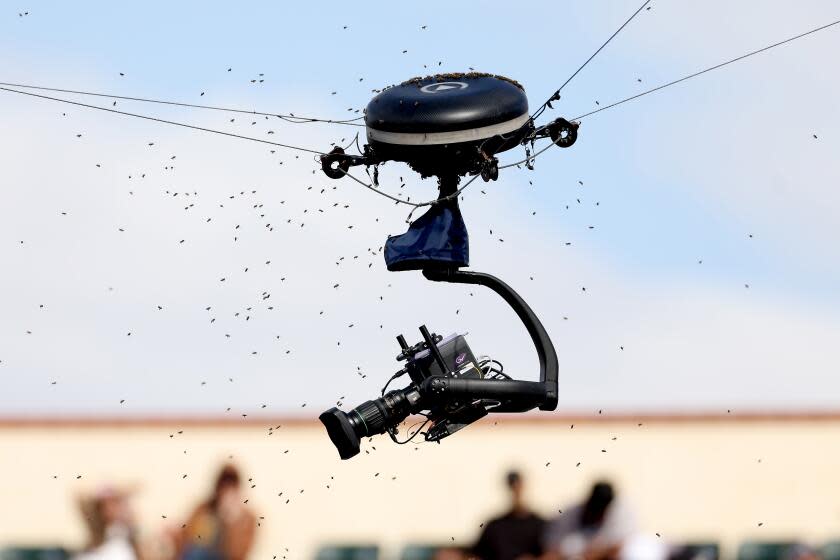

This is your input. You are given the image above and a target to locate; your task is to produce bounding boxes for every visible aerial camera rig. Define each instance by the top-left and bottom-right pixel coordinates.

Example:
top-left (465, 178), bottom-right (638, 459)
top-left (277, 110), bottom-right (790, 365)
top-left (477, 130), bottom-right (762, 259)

top-left (321, 73), bottom-right (577, 182)
top-left (318, 73), bottom-right (577, 459)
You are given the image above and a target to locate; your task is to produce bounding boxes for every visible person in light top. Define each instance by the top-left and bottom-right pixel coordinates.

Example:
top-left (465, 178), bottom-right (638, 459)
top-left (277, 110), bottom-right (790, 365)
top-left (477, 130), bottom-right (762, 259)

top-left (541, 481), bottom-right (638, 560)
top-left (75, 485), bottom-right (142, 560)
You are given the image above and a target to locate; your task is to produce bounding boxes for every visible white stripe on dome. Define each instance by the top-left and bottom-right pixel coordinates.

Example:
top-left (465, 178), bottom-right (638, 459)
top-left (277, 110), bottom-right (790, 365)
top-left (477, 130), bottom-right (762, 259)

top-left (366, 112), bottom-right (530, 146)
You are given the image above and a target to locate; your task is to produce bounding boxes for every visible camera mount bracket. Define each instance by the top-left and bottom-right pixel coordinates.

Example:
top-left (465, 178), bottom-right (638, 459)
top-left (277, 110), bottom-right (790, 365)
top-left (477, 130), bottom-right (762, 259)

top-left (421, 268), bottom-right (558, 411)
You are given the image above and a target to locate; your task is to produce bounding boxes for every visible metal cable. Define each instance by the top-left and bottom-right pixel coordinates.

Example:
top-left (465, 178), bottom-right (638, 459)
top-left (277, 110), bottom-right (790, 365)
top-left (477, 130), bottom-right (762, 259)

top-left (1, 84), bottom-right (480, 212)
top-left (0, 86), bottom-right (328, 155)
top-left (339, 169), bottom-right (481, 212)
top-left (573, 17), bottom-right (840, 121)
top-left (0, 80), bottom-right (365, 126)
top-left (499, 140), bottom-right (560, 169)
top-left (531, 0), bottom-right (651, 119)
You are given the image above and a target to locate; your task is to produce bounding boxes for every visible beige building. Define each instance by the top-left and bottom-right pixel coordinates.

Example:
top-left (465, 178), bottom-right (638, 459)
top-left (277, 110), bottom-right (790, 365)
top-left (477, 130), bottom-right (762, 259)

top-left (1, 413), bottom-right (839, 559)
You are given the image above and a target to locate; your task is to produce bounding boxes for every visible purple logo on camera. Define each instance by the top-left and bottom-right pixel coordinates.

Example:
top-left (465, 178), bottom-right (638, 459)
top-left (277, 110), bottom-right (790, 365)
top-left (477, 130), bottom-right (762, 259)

top-left (455, 352), bottom-right (467, 365)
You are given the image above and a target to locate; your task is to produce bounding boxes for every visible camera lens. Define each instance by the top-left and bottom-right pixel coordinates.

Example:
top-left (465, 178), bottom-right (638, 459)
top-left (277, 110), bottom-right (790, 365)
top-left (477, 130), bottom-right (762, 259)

top-left (319, 408), bottom-right (361, 460)
top-left (319, 389), bottom-right (414, 459)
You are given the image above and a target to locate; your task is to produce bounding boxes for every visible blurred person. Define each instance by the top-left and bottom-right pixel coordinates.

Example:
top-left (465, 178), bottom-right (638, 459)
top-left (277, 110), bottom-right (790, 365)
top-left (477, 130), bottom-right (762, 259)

top-left (471, 470), bottom-right (545, 560)
top-left (175, 464), bottom-right (257, 560)
top-left (75, 485), bottom-right (142, 560)
top-left (541, 481), bottom-right (637, 560)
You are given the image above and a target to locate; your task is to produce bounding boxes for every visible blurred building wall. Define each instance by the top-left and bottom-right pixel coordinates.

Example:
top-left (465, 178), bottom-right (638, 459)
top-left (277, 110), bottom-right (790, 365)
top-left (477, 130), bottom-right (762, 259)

top-left (1, 415), bottom-right (839, 559)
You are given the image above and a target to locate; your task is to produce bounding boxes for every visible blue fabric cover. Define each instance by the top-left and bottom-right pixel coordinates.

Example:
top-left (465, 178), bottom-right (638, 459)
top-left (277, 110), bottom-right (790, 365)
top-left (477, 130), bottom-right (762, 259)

top-left (384, 202), bottom-right (469, 271)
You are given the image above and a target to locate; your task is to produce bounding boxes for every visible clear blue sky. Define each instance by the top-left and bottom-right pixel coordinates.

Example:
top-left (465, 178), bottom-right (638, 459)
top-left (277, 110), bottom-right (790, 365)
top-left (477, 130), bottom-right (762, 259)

top-left (2, 0), bottom-right (839, 417)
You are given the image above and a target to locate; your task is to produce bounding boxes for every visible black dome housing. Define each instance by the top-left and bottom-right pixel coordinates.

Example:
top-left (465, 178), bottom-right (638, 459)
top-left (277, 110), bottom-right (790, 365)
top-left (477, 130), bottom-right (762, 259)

top-left (365, 73), bottom-right (532, 177)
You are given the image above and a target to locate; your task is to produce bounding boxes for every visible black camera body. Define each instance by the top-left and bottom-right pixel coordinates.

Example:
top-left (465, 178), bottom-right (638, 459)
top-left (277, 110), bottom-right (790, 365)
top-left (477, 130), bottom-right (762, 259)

top-left (406, 333), bottom-right (481, 383)
top-left (320, 269), bottom-right (559, 460)
top-left (402, 331), bottom-right (488, 443)
top-left (320, 325), bottom-right (489, 460)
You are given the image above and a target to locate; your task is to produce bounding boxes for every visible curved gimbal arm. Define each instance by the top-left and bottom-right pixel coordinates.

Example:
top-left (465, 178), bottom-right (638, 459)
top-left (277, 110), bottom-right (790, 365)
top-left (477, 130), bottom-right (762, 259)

top-left (422, 268), bottom-right (558, 411)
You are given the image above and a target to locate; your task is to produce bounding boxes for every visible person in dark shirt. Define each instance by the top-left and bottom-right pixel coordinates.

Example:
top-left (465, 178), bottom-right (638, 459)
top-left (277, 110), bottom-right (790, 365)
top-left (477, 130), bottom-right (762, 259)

top-left (472, 470), bottom-right (545, 560)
